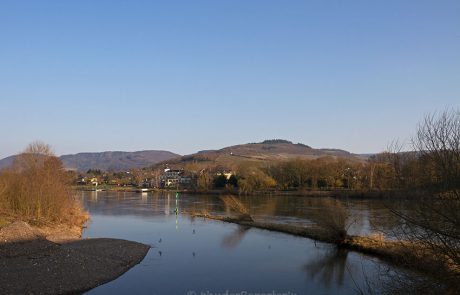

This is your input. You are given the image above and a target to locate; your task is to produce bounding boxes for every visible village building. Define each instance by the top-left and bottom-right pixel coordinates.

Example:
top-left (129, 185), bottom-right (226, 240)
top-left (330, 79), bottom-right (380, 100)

top-left (160, 168), bottom-right (192, 188)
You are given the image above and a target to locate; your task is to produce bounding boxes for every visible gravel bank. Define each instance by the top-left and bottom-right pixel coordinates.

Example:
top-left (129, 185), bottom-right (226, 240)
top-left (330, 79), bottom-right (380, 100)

top-left (0, 221), bottom-right (150, 294)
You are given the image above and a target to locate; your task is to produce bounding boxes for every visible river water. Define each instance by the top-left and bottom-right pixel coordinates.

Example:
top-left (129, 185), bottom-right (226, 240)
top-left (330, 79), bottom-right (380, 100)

top-left (80, 191), bottom-right (412, 295)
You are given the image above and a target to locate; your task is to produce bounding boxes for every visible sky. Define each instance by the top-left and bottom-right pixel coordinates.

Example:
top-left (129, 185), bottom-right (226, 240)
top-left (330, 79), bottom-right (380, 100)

top-left (0, 0), bottom-right (459, 158)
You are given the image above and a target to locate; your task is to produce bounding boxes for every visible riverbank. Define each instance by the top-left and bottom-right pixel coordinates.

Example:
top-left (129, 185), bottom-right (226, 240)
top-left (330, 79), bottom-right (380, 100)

top-left (0, 220), bottom-right (150, 294)
top-left (192, 213), bottom-right (459, 291)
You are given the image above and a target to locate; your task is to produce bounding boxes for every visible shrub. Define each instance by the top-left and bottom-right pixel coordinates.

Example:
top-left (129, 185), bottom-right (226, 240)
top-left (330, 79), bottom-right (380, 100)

top-left (308, 198), bottom-right (349, 242)
top-left (0, 142), bottom-right (85, 225)
top-left (220, 195), bottom-right (253, 222)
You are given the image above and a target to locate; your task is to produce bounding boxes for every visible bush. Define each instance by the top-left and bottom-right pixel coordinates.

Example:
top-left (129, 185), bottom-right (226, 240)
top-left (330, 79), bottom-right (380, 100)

top-left (0, 142), bottom-right (85, 225)
top-left (308, 198), bottom-right (349, 242)
top-left (220, 195), bottom-right (253, 222)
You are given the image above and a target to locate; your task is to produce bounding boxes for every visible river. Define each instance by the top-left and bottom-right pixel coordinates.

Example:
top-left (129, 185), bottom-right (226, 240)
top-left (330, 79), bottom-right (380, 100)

top-left (80, 191), bottom-right (413, 295)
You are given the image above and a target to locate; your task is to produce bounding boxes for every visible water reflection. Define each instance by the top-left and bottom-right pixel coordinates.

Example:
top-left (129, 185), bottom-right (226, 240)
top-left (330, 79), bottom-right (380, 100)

top-left (303, 247), bottom-right (349, 288)
top-left (221, 226), bottom-right (251, 248)
top-left (78, 191), bottom-right (412, 238)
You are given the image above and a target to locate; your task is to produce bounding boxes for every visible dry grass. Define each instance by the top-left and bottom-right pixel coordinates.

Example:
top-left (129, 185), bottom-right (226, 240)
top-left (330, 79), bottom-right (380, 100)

top-left (0, 217), bottom-right (10, 228)
top-left (220, 195), bottom-right (254, 222)
top-left (348, 235), bottom-right (460, 288)
top-left (0, 142), bottom-right (88, 227)
top-left (367, 232), bottom-right (385, 242)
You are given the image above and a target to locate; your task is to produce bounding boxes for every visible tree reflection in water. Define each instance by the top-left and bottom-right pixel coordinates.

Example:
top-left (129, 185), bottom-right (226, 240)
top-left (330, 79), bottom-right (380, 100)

top-left (302, 247), bottom-right (350, 288)
top-left (221, 226), bottom-right (251, 248)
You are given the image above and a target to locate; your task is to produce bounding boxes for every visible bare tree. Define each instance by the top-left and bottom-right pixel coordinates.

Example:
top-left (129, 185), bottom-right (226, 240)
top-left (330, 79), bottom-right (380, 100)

top-left (307, 198), bottom-right (351, 242)
top-left (413, 108), bottom-right (460, 192)
top-left (393, 109), bottom-right (460, 288)
top-left (0, 142), bottom-right (84, 224)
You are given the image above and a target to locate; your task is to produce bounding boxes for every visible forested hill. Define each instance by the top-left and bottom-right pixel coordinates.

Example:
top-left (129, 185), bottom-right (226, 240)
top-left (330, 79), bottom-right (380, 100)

top-left (0, 150), bottom-right (180, 172)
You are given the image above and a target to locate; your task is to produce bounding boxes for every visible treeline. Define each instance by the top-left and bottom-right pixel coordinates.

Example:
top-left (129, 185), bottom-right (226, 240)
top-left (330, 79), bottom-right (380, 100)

top-left (193, 157), bottom-right (368, 193)
top-left (202, 154), bottom-right (422, 194)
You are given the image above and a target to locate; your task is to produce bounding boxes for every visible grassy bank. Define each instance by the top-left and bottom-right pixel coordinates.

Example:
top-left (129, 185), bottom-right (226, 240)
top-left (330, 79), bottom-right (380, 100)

top-left (192, 202), bottom-right (459, 292)
top-left (195, 213), bottom-right (457, 282)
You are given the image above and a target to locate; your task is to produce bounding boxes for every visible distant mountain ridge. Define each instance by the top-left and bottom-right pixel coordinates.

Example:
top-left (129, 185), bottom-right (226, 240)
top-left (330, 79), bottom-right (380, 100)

top-left (0, 140), bottom-right (373, 172)
top-left (159, 140), bottom-right (370, 170)
top-left (0, 150), bottom-right (180, 172)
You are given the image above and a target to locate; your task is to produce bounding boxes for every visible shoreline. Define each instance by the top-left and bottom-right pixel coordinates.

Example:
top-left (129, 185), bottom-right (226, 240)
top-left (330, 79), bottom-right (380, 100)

top-left (0, 220), bottom-right (150, 294)
top-left (192, 213), bottom-right (459, 290)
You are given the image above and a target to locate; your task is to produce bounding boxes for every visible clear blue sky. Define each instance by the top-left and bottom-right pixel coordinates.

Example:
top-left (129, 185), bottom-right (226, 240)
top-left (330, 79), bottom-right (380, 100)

top-left (1, 0), bottom-right (459, 158)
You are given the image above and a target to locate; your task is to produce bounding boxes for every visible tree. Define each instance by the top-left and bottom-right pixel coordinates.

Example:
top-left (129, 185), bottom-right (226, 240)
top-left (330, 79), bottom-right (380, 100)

top-left (237, 163), bottom-right (277, 194)
top-left (393, 109), bottom-right (460, 287)
top-left (0, 141), bottom-right (83, 224)
top-left (413, 109), bottom-right (460, 192)
top-left (87, 169), bottom-right (102, 176)
top-left (197, 171), bottom-right (213, 190)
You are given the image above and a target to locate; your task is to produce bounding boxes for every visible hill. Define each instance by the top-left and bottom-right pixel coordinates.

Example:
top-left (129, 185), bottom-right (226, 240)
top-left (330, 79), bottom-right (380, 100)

top-left (157, 140), bottom-right (368, 170)
top-left (0, 155), bottom-right (16, 170)
top-left (0, 150), bottom-right (180, 172)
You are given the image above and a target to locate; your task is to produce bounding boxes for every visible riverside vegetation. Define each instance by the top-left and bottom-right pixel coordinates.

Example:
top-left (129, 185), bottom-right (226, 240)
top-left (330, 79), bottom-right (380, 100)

top-left (0, 142), bottom-right (87, 227)
top-left (0, 142), bottom-right (150, 294)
